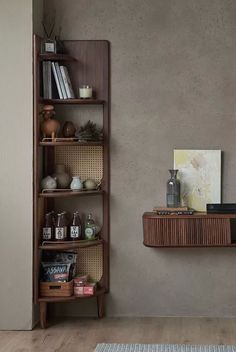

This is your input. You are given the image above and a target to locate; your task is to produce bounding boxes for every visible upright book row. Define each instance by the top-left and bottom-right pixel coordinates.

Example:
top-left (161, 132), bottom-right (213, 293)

top-left (42, 61), bottom-right (75, 100)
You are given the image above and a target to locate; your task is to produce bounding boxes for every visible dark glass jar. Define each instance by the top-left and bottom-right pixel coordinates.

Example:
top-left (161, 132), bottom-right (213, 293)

top-left (166, 169), bottom-right (181, 208)
top-left (42, 211), bottom-right (54, 241)
top-left (69, 211), bottom-right (82, 241)
top-left (55, 211), bottom-right (68, 241)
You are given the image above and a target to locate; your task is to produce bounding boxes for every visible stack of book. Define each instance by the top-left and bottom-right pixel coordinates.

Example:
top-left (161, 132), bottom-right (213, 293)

top-left (42, 61), bottom-right (75, 99)
top-left (153, 207), bottom-right (195, 215)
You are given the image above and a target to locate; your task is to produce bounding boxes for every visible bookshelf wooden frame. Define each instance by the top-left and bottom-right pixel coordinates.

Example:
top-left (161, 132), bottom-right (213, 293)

top-left (33, 35), bottom-right (110, 328)
top-left (143, 212), bottom-right (236, 247)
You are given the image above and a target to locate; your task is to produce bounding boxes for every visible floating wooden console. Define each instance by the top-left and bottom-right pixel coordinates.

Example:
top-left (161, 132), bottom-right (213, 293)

top-left (143, 212), bottom-right (236, 247)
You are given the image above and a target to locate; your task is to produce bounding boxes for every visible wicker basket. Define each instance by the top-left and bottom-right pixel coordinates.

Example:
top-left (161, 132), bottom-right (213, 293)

top-left (40, 280), bottom-right (74, 297)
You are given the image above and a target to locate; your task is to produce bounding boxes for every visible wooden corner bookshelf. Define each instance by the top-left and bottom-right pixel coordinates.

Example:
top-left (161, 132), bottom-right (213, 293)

top-left (33, 35), bottom-right (110, 328)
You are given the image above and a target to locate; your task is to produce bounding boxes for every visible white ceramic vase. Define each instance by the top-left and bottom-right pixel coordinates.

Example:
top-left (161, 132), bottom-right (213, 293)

top-left (70, 176), bottom-right (83, 191)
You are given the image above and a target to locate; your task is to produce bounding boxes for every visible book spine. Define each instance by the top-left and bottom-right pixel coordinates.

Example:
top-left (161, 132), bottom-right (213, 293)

top-left (48, 61), bottom-right (52, 99)
top-left (51, 62), bottom-right (63, 99)
top-left (42, 61), bottom-right (48, 98)
top-left (55, 62), bottom-right (67, 99)
top-left (60, 66), bottom-right (75, 99)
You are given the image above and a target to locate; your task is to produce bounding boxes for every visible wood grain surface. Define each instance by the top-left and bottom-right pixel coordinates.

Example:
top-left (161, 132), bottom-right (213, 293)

top-left (1, 317), bottom-right (236, 351)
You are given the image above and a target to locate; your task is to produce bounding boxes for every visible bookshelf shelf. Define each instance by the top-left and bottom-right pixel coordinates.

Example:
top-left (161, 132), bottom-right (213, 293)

top-left (39, 53), bottom-right (76, 62)
top-left (39, 190), bottom-right (103, 198)
top-left (38, 286), bottom-right (106, 302)
top-left (39, 141), bottom-right (103, 146)
top-left (39, 238), bottom-right (104, 251)
top-left (40, 98), bottom-right (105, 105)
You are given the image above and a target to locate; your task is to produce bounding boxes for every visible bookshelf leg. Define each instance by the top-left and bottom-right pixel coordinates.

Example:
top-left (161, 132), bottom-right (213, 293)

top-left (40, 302), bottom-right (47, 329)
top-left (97, 293), bottom-right (105, 318)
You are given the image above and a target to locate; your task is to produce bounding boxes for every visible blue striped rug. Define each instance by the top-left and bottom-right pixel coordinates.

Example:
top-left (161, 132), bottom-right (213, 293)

top-left (95, 345), bottom-right (236, 352)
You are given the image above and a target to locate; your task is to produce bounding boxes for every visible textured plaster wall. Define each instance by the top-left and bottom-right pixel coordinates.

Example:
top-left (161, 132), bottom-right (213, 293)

top-left (33, 0), bottom-right (44, 35)
top-left (45, 0), bottom-right (236, 317)
top-left (0, 0), bottom-right (33, 329)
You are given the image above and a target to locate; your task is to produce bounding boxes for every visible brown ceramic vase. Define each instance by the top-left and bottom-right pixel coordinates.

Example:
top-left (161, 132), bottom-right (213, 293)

top-left (62, 121), bottom-right (76, 138)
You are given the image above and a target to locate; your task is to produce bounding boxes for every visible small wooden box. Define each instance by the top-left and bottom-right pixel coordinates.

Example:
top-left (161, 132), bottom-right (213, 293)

top-left (40, 280), bottom-right (74, 297)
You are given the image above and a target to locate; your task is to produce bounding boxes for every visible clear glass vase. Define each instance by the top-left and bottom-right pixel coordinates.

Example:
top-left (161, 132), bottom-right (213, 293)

top-left (166, 169), bottom-right (181, 208)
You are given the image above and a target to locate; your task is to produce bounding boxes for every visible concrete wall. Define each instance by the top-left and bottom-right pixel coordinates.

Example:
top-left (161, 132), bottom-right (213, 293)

top-left (0, 0), bottom-right (33, 329)
top-left (45, 0), bottom-right (236, 317)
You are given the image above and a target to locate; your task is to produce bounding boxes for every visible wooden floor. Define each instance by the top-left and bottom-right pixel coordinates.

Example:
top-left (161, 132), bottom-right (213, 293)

top-left (1, 317), bottom-right (236, 352)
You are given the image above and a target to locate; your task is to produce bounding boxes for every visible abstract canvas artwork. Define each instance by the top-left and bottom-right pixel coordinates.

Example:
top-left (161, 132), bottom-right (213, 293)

top-left (174, 149), bottom-right (221, 211)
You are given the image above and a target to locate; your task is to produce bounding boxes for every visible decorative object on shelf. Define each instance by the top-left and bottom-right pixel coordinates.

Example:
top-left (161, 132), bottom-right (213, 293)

top-left (84, 213), bottom-right (99, 240)
top-left (84, 178), bottom-right (100, 191)
top-left (166, 169), bottom-right (181, 208)
top-left (153, 206), bottom-right (194, 216)
top-left (75, 120), bottom-right (103, 142)
top-left (53, 164), bottom-right (72, 189)
top-left (174, 149), bottom-right (221, 212)
top-left (41, 209), bottom-right (101, 244)
top-left (62, 121), bottom-right (76, 138)
top-left (73, 275), bottom-right (97, 296)
top-left (42, 211), bottom-right (55, 241)
top-left (70, 176), bottom-right (83, 191)
top-left (40, 251), bottom-right (77, 297)
top-left (69, 211), bottom-right (83, 241)
top-left (55, 211), bottom-right (68, 241)
top-left (42, 251), bottom-right (77, 277)
top-left (40, 280), bottom-right (73, 297)
top-left (41, 262), bottom-right (72, 282)
top-left (41, 105), bottom-right (60, 139)
top-left (41, 176), bottom-right (57, 190)
top-left (79, 85), bottom-right (93, 98)
top-left (41, 19), bottom-right (56, 53)
top-left (207, 203), bottom-right (236, 214)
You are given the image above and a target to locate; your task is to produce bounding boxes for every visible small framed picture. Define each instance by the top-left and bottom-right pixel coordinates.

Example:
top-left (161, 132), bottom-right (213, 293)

top-left (42, 39), bottom-right (56, 53)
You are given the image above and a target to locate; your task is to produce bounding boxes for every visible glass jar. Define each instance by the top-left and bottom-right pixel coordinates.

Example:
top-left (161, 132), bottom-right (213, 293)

top-left (79, 85), bottom-right (93, 99)
top-left (166, 169), bottom-right (181, 208)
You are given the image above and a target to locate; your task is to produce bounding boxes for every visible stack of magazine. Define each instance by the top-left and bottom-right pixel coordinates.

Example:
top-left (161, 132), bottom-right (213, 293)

top-left (42, 61), bottom-right (75, 99)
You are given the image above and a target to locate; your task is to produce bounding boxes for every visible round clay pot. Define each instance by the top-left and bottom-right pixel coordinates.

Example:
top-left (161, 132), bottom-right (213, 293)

top-left (41, 176), bottom-right (57, 190)
top-left (84, 179), bottom-right (98, 190)
top-left (53, 164), bottom-right (72, 189)
top-left (62, 121), bottom-right (76, 138)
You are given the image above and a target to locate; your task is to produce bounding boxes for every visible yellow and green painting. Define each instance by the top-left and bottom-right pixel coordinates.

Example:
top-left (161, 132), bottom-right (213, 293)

top-left (174, 149), bottom-right (221, 212)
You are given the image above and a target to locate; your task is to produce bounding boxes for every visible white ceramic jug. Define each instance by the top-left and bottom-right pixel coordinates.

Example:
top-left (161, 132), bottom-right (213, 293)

top-left (70, 176), bottom-right (83, 191)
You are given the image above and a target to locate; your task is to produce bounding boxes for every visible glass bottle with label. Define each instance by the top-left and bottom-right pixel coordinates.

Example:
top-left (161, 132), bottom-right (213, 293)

top-left (84, 213), bottom-right (97, 240)
top-left (42, 211), bottom-right (54, 241)
top-left (69, 211), bottom-right (82, 241)
top-left (55, 211), bottom-right (68, 241)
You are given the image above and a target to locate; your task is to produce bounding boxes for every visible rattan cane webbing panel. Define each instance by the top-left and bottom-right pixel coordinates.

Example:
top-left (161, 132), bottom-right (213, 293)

top-left (77, 244), bottom-right (103, 282)
top-left (55, 146), bottom-right (103, 182)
